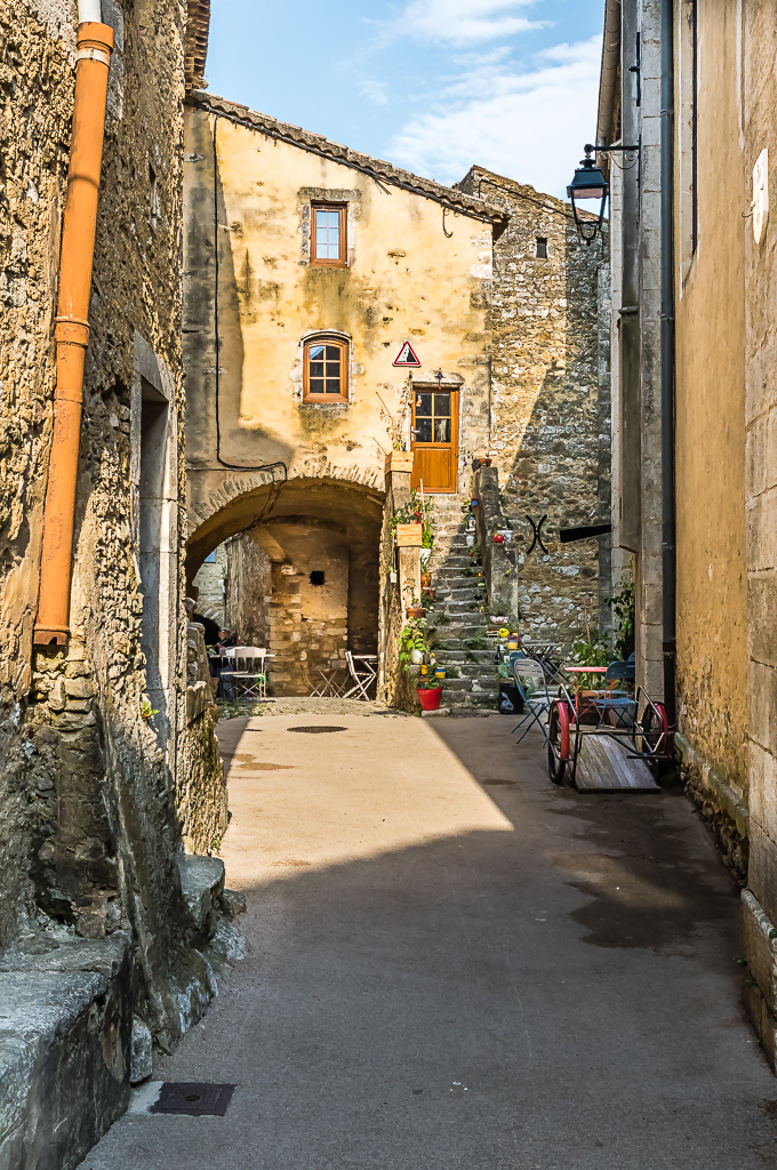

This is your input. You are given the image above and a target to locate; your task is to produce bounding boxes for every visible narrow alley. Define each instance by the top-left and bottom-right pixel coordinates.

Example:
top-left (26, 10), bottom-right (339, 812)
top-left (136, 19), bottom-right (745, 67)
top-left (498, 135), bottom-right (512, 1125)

top-left (80, 710), bottom-right (777, 1170)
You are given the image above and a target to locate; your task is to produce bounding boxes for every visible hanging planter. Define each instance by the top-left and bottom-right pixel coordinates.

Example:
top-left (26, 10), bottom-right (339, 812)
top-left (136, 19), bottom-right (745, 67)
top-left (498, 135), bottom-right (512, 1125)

top-left (385, 450), bottom-right (414, 475)
top-left (395, 523), bottom-right (423, 548)
top-left (406, 605), bottom-right (426, 619)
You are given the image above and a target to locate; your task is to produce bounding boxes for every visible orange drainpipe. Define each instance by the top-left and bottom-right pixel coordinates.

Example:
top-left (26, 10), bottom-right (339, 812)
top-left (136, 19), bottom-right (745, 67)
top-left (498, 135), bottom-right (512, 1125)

top-left (33, 21), bottom-right (114, 647)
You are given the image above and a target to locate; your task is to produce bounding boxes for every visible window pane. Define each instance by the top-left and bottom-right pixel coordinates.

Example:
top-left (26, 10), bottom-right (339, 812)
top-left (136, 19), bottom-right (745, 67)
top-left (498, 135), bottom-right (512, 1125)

top-left (434, 393), bottom-right (451, 417)
top-left (434, 417), bottom-right (451, 442)
top-left (324, 345), bottom-right (341, 362)
top-left (314, 208), bottom-right (341, 259)
top-left (415, 393), bottom-right (432, 416)
top-left (309, 378), bottom-right (325, 395)
top-left (415, 418), bottom-right (433, 442)
top-left (324, 380), bottom-right (341, 393)
top-left (309, 344), bottom-right (324, 360)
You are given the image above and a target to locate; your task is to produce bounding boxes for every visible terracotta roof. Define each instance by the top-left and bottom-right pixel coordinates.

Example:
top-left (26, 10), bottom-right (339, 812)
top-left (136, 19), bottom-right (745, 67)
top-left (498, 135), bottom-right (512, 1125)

top-left (185, 0), bottom-right (210, 95)
top-left (189, 92), bottom-right (509, 228)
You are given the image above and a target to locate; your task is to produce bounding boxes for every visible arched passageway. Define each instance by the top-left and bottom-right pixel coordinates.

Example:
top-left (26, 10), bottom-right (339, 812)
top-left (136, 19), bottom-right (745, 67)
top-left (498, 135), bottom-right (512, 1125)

top-left (187, 476), bottom-right (384, 695)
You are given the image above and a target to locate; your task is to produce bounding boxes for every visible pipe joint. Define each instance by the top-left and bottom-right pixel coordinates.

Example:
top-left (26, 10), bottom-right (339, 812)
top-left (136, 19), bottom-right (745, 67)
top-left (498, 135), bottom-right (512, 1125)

top-left (55, 317), bottom-right (90, 347)
top-left (76, 22), bottom-right (115, 62)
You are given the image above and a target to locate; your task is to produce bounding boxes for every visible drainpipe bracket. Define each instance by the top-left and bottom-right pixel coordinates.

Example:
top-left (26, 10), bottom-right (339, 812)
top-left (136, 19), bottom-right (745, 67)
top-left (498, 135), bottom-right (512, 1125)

top-left (76, 22), bottom-right (115, 60)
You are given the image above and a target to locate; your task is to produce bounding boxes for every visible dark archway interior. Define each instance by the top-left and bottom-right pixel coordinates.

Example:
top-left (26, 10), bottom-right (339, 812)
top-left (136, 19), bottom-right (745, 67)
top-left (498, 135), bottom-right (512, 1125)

top-left (187, 478), bottom-right (384, 695)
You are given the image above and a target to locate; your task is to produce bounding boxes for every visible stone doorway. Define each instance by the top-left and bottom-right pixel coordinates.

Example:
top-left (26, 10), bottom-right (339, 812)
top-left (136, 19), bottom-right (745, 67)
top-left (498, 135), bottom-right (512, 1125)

top-left (186, 477), bottom-right (383, 697)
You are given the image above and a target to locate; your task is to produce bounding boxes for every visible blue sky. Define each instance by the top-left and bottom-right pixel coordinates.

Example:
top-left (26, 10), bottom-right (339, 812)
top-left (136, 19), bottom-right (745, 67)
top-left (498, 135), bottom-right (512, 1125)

top-left (206, 0), bottom-right (604, 199)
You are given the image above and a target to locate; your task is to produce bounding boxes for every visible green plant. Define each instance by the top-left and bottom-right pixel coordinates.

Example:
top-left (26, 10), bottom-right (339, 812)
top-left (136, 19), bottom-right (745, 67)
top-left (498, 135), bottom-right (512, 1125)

top-left (433, 612), bottom-right (449, 626)
top-left (416, 676), bottom-right (442, 690)
top-left (140, 700), bottom-right (159, 721)
top-left (571, 638), bottom-right (611, 667)
top-left (399, 621), bottom-right (428, 669)
top-left (465, 635), bottom-right (487, 650)
top-left (610, 572), bottom-right (635, 659)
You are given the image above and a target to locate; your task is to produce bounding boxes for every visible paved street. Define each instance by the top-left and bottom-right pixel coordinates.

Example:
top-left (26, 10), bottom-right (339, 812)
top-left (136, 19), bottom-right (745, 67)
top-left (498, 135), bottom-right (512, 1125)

top-left (81, 709), bottom-right (777, 1169)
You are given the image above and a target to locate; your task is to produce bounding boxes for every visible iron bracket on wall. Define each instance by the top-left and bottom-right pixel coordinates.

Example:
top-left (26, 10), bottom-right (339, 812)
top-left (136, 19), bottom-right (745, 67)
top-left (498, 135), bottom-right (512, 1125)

top-left (526, 514), bottom-right (549, 556)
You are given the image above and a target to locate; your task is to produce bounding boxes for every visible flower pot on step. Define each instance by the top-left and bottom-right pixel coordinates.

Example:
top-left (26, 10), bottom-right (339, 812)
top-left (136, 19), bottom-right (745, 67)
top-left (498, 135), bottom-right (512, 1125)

top-left (417, 686), bottom-right (443, 711)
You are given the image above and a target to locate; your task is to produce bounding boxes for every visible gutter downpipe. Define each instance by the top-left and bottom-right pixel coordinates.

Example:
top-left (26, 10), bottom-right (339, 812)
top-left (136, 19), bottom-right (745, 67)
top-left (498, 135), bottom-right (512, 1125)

top-left (33, 12), bottom-right (114, 646)
top-left (660, 0), bottom-right (677, 720)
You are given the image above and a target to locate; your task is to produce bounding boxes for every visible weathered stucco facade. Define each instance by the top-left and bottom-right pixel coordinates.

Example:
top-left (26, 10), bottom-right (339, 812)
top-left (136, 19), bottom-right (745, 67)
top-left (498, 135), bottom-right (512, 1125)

top-left (183, 94), bottom-right (505, 696)
top-left (0, 3), bottom-right (230, 1165)
top-left (458, 167), bottom-right (611, 644)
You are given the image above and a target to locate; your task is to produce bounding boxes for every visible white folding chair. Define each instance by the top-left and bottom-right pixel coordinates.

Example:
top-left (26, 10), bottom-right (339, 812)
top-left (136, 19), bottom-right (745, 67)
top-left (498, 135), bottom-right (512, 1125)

top-left (342, 651), bottom-right (376, 700)
top-left (230, 646), bottom-right (268, 701)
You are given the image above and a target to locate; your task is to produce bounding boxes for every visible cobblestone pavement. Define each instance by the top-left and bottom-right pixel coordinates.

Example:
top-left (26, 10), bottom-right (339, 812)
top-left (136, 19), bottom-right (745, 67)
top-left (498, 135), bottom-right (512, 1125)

top-left (81, 711), bottom-right (777, 1169)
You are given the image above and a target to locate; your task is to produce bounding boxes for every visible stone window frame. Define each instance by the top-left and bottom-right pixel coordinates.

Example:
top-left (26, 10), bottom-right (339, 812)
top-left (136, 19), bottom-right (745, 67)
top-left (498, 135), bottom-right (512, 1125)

top-left (302, 333), bottom-right (350, 403)
top-left (298, 187), bottom-right (361, 267)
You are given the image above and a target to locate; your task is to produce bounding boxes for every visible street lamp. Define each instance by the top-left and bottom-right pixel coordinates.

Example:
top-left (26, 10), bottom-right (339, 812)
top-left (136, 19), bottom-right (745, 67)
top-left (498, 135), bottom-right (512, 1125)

top-left (567, 143), bottom-right (639, 244)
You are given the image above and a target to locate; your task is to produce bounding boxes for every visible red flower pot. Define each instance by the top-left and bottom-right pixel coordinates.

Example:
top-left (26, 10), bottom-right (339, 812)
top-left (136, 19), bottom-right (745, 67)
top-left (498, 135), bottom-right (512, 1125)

top-left (493, 532), bottom-right (506, 544)
top-left (417, 686), bottom-right (442, 711)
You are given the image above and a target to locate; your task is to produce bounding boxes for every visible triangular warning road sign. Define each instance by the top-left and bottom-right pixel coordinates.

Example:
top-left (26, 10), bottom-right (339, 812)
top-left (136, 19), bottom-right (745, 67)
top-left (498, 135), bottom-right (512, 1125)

top-left (393, 341), bottom-right (421, 367)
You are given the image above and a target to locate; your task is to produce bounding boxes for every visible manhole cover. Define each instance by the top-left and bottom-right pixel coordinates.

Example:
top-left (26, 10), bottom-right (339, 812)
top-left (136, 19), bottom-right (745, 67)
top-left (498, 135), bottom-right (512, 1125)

top-left (150, 1082), bottom-right (235, 1117)
top-left (287, 725), bottom-right (346, 734)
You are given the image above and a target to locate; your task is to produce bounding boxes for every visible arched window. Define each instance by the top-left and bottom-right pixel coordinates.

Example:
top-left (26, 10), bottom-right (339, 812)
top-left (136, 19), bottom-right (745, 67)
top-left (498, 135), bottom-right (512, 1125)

top-left (303, 336), bottom-right (349, 403)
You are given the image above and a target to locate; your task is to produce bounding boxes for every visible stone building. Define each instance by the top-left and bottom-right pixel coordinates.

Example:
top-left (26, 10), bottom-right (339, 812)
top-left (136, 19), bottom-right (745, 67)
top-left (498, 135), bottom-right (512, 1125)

top-left (182, 94), bottom-right (610, 702)
top-left (0, 2), bottom-right (230, 1165)
top-left (597, 0), bottom-right (777, 1068)
top-left (457, 167), bottom-right (612, 644)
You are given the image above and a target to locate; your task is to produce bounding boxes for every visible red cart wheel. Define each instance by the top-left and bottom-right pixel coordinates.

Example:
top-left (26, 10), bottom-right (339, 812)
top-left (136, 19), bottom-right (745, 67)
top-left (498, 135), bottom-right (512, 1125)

top-left (642, 702), bottom-right (671, 757)
top-left (547, 700), bottom-right (572, 785)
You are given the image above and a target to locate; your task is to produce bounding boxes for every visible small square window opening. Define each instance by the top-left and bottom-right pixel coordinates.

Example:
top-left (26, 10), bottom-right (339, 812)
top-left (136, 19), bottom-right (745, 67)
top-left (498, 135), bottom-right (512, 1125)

top-left (536, 236), bottom-right (547, 258)
top-left (310, 571), bottom-right (325, 586)
top-left (311, 204), bottom-right (346, 266)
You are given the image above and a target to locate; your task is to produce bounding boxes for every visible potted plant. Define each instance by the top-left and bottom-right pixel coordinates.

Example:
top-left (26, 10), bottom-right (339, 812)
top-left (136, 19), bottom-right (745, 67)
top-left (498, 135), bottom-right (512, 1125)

top-left (420, 568), bottom-right (432, 589)
top-left (422, 587), bottom-right (436, 606)
top-left (399, 621), bottom-right (428, 668)
top-left (416, 676), bottom-right (443, 711)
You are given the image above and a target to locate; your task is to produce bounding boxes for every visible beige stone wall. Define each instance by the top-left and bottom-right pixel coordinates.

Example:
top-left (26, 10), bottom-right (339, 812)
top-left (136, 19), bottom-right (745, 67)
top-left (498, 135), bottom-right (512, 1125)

top-left (457, 168), bottom-right (610, 644)
top-left (740, 0), bottom-right (777, 1067)
top-left (673, 3), bottom-right (748, 813)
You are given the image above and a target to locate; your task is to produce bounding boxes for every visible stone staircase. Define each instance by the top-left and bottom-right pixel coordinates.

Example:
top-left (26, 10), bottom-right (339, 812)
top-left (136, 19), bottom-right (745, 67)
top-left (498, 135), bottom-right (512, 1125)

top-left (424, 499), bottom-right (499, 711)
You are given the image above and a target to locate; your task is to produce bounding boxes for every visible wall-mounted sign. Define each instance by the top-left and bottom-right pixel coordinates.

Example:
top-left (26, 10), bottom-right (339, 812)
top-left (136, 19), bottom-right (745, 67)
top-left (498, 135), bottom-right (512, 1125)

top-left (392, 341), bottom-right (421, 368)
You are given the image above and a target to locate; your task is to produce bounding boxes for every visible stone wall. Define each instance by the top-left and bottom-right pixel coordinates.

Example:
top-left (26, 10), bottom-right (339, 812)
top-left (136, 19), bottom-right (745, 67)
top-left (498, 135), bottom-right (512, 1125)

top-left (457, 167), bottom-right (610, 646)
top-left (740, 0), bottom-right (777, 1070)
top-left (0, 0), bottom-right (227, 1095)
top-left (192, 542), bottom-right (227, 628)
top-left (225, 532), bottom-right (272, 646)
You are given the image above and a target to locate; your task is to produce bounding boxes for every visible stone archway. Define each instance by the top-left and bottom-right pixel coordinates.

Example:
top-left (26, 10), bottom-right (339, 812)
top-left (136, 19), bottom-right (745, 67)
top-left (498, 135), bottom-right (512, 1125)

top-left (187, 474), bottom-right (384, 696)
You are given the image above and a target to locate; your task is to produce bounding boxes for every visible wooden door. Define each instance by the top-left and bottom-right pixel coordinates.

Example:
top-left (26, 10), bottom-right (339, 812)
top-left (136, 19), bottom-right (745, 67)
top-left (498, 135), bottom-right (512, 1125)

top-left (411, 386), bottom-right (458, 493)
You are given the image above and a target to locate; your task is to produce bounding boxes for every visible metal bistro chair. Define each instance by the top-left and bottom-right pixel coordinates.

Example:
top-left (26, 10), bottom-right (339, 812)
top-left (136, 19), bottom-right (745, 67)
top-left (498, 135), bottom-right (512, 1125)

top-left (228, 646), bottom-right (269, 701)
top-left (510, 653), bottom-right (554, 747)
top-left (343, 651), bottom-right (377, 701)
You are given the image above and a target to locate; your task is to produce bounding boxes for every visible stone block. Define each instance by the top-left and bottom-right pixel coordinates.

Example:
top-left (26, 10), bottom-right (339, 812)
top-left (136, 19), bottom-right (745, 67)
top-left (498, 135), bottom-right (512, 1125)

top-left (742, 888), bottom-right (777, 1008)
top-left (176, 854), bottom-right (225, 933)
top-left (0, 936), bottom-right (132, 1170)
top-left (220, 888), bottom-right (247, 919)
top-left (129, 1017), bottom-right (152, 1084)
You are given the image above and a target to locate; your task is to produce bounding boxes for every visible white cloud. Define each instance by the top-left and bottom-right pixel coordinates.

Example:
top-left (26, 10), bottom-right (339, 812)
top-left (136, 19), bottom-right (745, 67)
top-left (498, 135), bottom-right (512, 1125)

top-left (400, 0), bottom-right (548, 43)
top-left (359, 78), bottom-right (390, 105)
top-left (386, 36), bottom-right (601, 198)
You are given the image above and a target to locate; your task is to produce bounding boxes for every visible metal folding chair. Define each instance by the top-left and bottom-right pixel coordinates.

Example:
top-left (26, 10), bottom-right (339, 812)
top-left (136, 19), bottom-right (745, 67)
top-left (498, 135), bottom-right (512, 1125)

top-left (342, 651), bottom-right (377, 700)
top-left (310, 663), bottom-right (347, 697)
top-left (510, 654), bottom-right (553, 746)
top-left (229, 646), bottom-right (268, 701)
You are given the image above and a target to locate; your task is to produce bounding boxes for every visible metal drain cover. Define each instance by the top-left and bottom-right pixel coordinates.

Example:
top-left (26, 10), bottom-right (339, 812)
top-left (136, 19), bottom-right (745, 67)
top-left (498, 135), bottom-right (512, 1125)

top-left (150, 1082), bottom-right (235, 1116)
top-left (287, 725), bottom-right (346, 734)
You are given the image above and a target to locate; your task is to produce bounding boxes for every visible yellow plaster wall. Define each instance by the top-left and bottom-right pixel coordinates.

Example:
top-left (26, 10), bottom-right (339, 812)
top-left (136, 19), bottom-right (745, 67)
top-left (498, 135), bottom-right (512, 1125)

top-left (673, 3), bottom-right (748, 797)
top-left (184, 106), bottom-right (493, 488)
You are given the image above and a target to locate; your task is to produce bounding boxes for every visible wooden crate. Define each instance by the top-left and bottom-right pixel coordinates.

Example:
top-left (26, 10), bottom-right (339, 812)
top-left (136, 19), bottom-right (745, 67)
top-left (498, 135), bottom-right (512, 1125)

top-left (384, 451), bottom-right (414, 475)
top-left (395, 523), bottom-right (423, 547)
